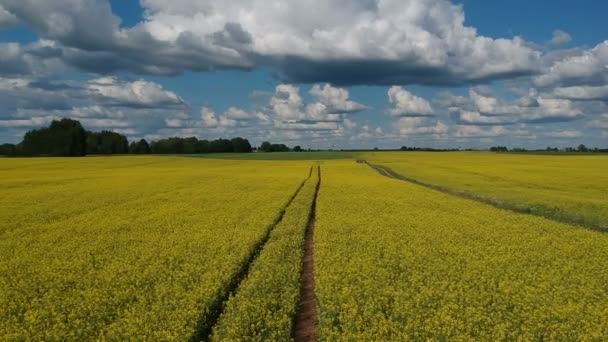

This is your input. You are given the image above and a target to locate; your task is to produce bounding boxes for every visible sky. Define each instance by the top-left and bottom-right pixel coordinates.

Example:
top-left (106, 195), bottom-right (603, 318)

top-left (0, 0), bottom-right (607, 149)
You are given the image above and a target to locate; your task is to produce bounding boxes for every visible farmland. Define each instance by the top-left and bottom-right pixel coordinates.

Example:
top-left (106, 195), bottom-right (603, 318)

top-left (364, 152), bottom-right (608, 230)
top-left (315, 160), bottom-right (608, 340)
top-left (1, 153), bottom-right (608, 340)
top-left (0, 157), bottom-right (313, 340)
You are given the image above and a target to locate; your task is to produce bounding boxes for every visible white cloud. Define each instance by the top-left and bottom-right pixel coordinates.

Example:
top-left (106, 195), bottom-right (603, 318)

top-left (86, 77), bottom-right (185, 107)
top-left (395, 117), bottom-right (448, 136)
top-left (544, 130), bottom-right (582, 138)
top-left (222, 107), bottom-right (255, 121)
top-left (552, 85), bottom-right (608, 101)
top-left (457, 110), bottom-right (518, 125)
top-left (164, 118), bottom-right (184, 127)
top-left (455, 125), bottom-right (508, 138)
top-left (309, 84), bottom-right (367, 113)
top-left (444, 87), bottom-right (583, 124)
top-left (387, 86), bottom-right (434, 117)
top-left (343, 118), bottom-right (357, 130)
top-left (3, 0), bottom-right (540, 85)
top-left (274, 121), bottom-right (339, 131)
top-left (550, 30), bottom-right (572, 46)
top-left (268, 83), bottom-right (364, 125)
top-left (534, 40), bottom-right (608, 88)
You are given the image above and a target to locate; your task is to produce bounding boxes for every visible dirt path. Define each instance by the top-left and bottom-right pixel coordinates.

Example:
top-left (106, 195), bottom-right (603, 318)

top-left (293, 167), bottom-right (321, 342)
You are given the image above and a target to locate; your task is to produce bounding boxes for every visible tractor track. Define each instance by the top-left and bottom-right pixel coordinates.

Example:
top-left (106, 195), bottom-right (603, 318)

top-left (293, 166), bottom-right (321, 342)
top-left (360, 160), bottom-right (607, 232)
top-left (190, 167), bottom-right (313, 342)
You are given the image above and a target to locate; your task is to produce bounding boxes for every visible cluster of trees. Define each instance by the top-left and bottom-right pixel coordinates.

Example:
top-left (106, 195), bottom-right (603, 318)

top-left (399, 146), bottom-right (460, 152)
top-left (489, 146), bottom-right (509, 152)
top-left (87, 131), bottom-right (129, 155)
top-left (17, 119), bottom-right (88, 157)
top-left (0, 118), bottom-right (255, 157)
top-left (147, 136), bottom-right (252, 154)
top-left (491, 145), bottom-right (608, 153)
top-left (562, 144), bottom-right (608, 153)
top-left (259, 142), bottom-right (291, 152)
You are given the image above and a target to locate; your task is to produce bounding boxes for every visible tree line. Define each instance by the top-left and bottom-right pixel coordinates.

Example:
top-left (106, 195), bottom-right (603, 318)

top-left (490, 145), bottom-right (608, 153)
top-left (0, 118), bottom-right (260, 157)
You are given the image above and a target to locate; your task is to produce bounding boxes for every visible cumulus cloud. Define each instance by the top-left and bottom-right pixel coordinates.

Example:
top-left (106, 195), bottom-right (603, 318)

top-left (86, 77), bottom-right (186, 108)
top-left (395, 117), bottom-right (448, 136)
top-left (544, 130), bottom-right (582, 138)
top-left (550, 30), bottom-right (572, 46)
top-left (551, 85), bottom-right (608, 101)
top-left (455, 125), bottom-right (508, 138)
top-left (0, 41), bottom-right (63, 77)
top-left (387, 86), bottom-right (434, 117)
top-left (444, 87), bottom-right (583, 124)
top-left (534, 40), bottom-right (608, 89)
top-left (0, 75), bottom-right (191, 141)
top-left (3, 0), bottom-right (540, 85)
top-left (268, 83), bottom-right (365, 125)
top-left (310, 84), bottom-right (368, 113)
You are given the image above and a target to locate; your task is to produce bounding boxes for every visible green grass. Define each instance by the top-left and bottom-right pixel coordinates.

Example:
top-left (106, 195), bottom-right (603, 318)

top-left (187, 151), bottom-right (353, 160)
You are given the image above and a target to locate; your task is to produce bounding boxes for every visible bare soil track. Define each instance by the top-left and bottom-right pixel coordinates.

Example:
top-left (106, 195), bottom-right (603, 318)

top-left (293, 166), bottom-right (321, 342)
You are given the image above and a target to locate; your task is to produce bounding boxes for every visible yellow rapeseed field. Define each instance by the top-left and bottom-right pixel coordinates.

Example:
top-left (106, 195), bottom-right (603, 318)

top-left (363, 151), bottom-right (608, 229)
top-left (315, 160), bottom-right (608, 340)
top-left (3, 154), bottom-right (608, 341)
top-left (0, 156), bottom-right (312, 340)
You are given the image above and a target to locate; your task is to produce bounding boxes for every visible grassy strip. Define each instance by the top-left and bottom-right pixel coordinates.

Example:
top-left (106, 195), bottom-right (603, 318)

top-left (210, 166), bottom-right (320, 341)
top-left (364, 161), bottom-right (608, 232)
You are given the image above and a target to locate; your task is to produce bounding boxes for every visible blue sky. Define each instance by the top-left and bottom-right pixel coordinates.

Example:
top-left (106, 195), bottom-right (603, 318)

top-left (1, 0), bottom-right (607, 149)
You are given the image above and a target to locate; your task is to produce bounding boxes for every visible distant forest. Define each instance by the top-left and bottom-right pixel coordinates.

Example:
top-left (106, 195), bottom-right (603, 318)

top-left (0, 118), bottom-right (292, 157)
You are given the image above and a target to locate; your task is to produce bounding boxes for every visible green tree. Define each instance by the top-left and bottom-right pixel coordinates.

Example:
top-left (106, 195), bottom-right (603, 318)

top-left (20, 118), bottom-right (87, 156)
top-left (129, 139), bottom-right (150, 154)
top-left (87, 131), bottom-right (129, 155)
top-left (230, 137), bottom-right (252, 153)
top-left (0, 143), bottom-right (17, 156)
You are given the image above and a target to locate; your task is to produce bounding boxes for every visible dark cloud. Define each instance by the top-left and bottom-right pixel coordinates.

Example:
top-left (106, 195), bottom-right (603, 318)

top-left (275, 57), bottom-right (536, 87)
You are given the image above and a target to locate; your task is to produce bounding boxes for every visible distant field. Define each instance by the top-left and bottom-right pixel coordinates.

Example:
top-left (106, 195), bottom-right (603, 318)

top-left (188, 151), bottom-right (352, 160)
top-left (2, 154), bottom-right (608, 340)
top-left (363, 151), bottom-right (608, 230)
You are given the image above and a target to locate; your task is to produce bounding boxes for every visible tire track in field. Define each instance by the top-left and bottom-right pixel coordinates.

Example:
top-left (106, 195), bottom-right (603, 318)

top-left (190, 167), bottom-right (314, 342)
top-left (293, 166), bottom-right (321, 342)
top-left (360, 160), bottom-right (608, 232)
